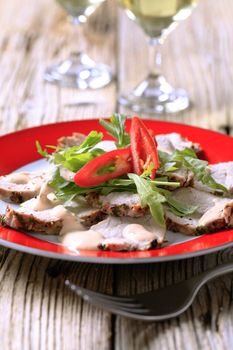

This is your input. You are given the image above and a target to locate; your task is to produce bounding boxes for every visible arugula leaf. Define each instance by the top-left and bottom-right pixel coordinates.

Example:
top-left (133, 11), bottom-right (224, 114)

top-left (36, 141), bottom-right (50, 159)
top-left (159, 148), bottom-right (227, 193)
top-left (158, 188), bottom-right (197, 217)
top-left (99, 114), bottom-right (130, 148)
top-left (49, 168), bottom-right (97, 200)
top-left (128, 174), bottom-right (198, 227)
top-left (173, 149), bottom-right (227, 192)
top-left (53, 148), bottom-right (104, 172)
top-left (128, 173), bottom-right (166, 227)
top-left (37, 131), bottom-right (104, 172)
top-left (75, 130), bottom-right (103, 152)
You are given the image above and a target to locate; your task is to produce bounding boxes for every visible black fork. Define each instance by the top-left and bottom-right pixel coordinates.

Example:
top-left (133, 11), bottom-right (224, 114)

top-left (65, 261), bottom-right (233, 321)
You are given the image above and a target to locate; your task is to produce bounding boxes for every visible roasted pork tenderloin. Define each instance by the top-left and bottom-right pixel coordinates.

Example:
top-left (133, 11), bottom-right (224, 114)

top-left (0, 171), bottom-right (47, 204)
top-left (87, 187), bottom-right (233, 236)
top-left (57, 132), bottom-right (86, 148)
top-left (165, 187), bottom-right (233, 235)
top-left (86, 191), bottom-right (147, 217)
top-left (193, 162), bottom-right (233, 194)
top-left (2, 206), bottom-right (63, 235)
top-left (156, 133), bottom-right (201, 154)
top-left (93, 216), bottom-right (166, 251)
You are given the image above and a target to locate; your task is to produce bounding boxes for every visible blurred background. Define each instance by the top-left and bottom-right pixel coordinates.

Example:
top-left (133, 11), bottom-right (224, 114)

top-left (0, 0), bottom-right (232, 133)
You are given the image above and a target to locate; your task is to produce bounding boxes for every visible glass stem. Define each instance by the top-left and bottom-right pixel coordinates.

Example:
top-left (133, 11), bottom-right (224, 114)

top-left (148, 37), bottom-right (163, 79)
top-left (70, 16), bottom-right (86, 55)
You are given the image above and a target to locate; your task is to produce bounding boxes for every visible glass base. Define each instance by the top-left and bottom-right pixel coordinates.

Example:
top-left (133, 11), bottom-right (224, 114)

top-left (118, 75), bottom-right (190, 114)
top-left (44, 52), bottom-right (113, 89)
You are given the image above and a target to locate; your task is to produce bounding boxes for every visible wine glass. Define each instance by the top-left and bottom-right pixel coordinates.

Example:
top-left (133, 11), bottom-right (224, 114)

top-left (44, 0), bottom-right (113, 89)
top-left (118, 0), bottom-right (199, 114)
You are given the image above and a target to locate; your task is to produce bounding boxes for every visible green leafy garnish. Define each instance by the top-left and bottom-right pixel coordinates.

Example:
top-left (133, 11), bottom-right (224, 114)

top-left (49, 169), bottom-right (180, 199)
top-left (99, 114), bottom-right (130, 148)
top-left (53, 148), bottom-right (104, 172)
top-left (37, 131), bottom-right (104, 172)
top-left (36, 141), bottom-right (50, 159)
top-left (159, 148), bottom-right (227, 193)
top-left (128, 173), bottom-right (166, 228)
top-left (128, 174), bottom-right (197, 227)
top-left (158, 188), bottom-right (197, 217)
top-left (74, 130), bottom-right (103, 153)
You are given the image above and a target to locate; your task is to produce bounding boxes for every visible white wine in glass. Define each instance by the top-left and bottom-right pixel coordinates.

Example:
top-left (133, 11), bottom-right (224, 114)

top-left (119, 0), bottom-right (198, 114)
top-left (44, 0), bottom-right (113, 89)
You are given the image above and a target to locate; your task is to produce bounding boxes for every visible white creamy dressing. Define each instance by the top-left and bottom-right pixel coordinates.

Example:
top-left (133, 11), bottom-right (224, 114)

top-left (60, 221), bottom-right (164, 251)
top-left (30, 182), bottom-right (55, 211)
top-left (92, 216), bottom-right (166, 247)
top-left (52, 205), bottom-right (103, 250)
top-left (122, 224), bottom-right (159, 242)
top-left (55, 205), bottom-right (165, 251)
top-left (6, 172), bottom-right (29, 184)
top-left (61, 230), bottom-right (103, 250)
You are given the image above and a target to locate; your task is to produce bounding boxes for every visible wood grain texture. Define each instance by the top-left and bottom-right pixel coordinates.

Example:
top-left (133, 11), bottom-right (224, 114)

top-left (1, 0), bottom-right (233, 349)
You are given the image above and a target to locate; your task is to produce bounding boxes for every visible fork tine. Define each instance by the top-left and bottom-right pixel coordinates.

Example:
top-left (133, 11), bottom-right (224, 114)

top-left (78, 295), bottom-right (149, 318)
top-left (65, 279), bottom-right (147, 311)
top-left (65, 281), bottom-right (151, 316)
top-left (65, 280), bottom-right (140, 305)
top-left (115, 306), bottom-right (151, 314)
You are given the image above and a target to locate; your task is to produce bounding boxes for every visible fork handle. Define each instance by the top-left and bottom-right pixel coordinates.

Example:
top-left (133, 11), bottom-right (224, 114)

top-left (192, 261), bottom-right (233, 288)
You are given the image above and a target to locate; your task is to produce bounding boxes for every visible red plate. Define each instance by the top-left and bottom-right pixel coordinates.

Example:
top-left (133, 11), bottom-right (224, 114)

top-left (1, 119), bottom-right (233, 264)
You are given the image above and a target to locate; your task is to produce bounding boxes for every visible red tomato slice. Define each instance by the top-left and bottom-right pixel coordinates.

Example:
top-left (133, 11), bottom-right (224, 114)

top-left (130, 117), bottom-right (159, 179)
top-left (74, 148), bottom-right (132, 187)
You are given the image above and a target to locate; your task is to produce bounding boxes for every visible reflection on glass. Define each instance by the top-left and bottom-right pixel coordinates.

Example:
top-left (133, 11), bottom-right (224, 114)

top-left (119, 0), bottom-right (198, 114)
top-left (44, 0), bottom-right (113, 89)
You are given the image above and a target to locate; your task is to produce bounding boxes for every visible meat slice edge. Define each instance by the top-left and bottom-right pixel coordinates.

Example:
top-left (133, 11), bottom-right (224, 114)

top-left (166, 187), bottom-right (233, 235)
top-left (3, 206), bottom-right (63, 235)
top-left (193, 162), bottom-right (233, 194)
top-left (0, 172), bottom-right (47, 204)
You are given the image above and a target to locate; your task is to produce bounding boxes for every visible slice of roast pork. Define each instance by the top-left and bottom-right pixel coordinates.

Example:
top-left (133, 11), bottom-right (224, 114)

top-left (157, 168), bottom-right (194, 188)
top-left (77, 208), bottom-right (106, 227)
top-left (156, 133), bottom-right (201, 154)
top-left (193, 162), bottom-right (233, 194)
top-left (57, 132), bottom-right (86, 148)
top-left (2, 199), bottom-right (106, 235)
top-left (92, 216), bottom-right (166, 251)
top-left (2, 204), bottom-right (165, 252)
top-left (86, 191), bottom-right (147, 217)
top-left (2, 206), bottom-right (63, 235)
top-left (0, 172), bottom-right (47, 204)
top-left (165, 187), bottom-right (233, 235)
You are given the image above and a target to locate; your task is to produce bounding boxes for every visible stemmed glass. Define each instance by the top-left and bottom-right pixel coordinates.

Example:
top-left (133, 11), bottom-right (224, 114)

top-left (44, 0), bottom-right (113, 89)
top-left (118, 0), bottom-right (199, 114)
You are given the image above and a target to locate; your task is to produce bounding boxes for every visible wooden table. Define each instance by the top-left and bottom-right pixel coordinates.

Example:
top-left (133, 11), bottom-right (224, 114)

top-left (1, 0), bottom-right (233, 349)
